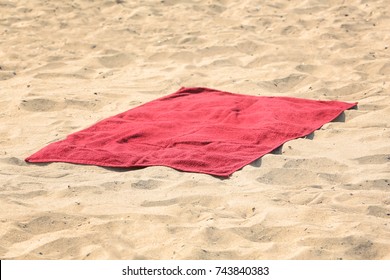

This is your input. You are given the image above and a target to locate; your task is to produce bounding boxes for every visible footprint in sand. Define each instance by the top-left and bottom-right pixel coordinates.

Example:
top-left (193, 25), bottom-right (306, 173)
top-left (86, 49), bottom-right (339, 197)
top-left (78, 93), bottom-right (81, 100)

top-left (342, 179), bottom-right (390, 191)
top-left (20, 98), bottom-right (102, 112)
top-left (0, 70), bottom-right (17, 81)
top-left (98, 53), bottom-right (133, 68)
top-left (283, 157), bottom-right (348, 172)
top-left (141, 198), bottom-right (178, 207)
top-left (231, 223), bottom-right (285, 243)
top-left (257, 74), bottom-right (307, 93)
top-left (1, 157), bottom-right (28, 166)
top-left (367, 205), bottom-right (390, 219)
top-left (298, 236), bottom-right (383, 259)
top-left (16, 213), bottom-right (84, 235)
top-left (19, 98), bottom-right (64, 112)
top-left (256, 168), bottom-right (321, 186)
top-left (131, 179), bottom-right (161, 190)
top-left (354, 154), bottom-right (390, 165)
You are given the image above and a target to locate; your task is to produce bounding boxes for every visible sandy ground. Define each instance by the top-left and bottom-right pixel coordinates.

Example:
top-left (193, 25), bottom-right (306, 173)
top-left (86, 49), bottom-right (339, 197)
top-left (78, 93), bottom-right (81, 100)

top-left (0, 0), bottom-right (389, 260)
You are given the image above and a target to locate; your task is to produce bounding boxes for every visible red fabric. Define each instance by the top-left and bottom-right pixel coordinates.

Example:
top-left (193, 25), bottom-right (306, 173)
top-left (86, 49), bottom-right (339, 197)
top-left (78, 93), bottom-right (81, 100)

top-left (25, 87), bottom-right (357, 176)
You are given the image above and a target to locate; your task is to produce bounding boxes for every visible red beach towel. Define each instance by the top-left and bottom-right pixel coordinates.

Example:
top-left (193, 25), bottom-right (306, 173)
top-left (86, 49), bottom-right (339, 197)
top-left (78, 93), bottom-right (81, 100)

top-left (25, 87), bottom-right (357, 176)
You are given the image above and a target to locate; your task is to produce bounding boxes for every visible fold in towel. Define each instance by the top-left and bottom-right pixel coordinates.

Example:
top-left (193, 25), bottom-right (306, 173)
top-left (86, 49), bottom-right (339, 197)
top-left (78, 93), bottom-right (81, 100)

top-left (25, 87), bottom-right (357, 176)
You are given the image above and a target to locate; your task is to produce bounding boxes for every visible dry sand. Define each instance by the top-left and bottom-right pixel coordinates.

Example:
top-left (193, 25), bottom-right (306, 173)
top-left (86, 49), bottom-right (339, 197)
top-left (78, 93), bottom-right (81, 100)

top-left (1, 0), bottom-right (389, 259)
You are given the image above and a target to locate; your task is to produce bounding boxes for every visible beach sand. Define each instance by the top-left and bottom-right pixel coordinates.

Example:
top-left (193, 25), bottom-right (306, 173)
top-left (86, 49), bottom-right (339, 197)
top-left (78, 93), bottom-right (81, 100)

top-left (0, 0), bottom-right (389, 259)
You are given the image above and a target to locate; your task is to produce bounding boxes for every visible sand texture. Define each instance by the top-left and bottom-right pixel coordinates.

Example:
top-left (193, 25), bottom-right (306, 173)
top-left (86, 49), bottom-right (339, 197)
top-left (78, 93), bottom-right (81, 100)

top-left (1, 0), bottom-right (389, 259)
